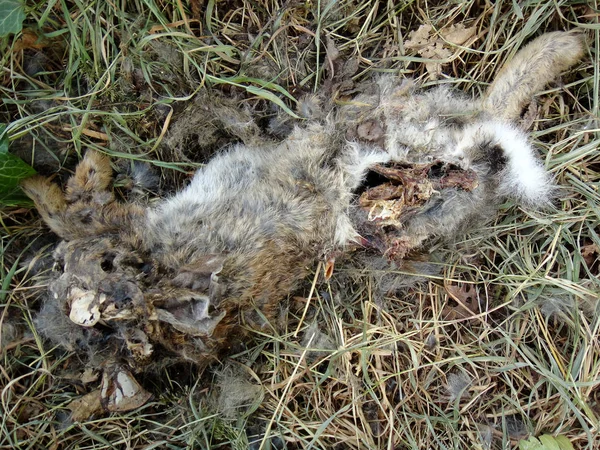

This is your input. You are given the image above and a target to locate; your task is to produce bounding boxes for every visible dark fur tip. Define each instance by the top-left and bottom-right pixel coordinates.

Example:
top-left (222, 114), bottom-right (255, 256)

top-left (487, 144), bottom-right (509, 174)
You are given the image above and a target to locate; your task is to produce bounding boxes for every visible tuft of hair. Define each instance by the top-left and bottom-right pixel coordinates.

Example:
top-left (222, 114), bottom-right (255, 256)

top-left (446, 372), bottom-right (472, 402)
top-left (491, 123), bottom-right (554, 206)
top-left (532, 285), bottom-right (600, 322)
top-left (297, 94), bottom-right (324, 120)
top-left (128, 161), bottom-right (160, 195)
top-left (301, 321), bottom-right (337, 362)
top-left (215, 363), bottom-right (264, 419)
top-left (0, 319), bottom-right (22, 348)
top-left (476, 424), bottom-right (494, 450)
top-left (34, 296), bottom-right (87, 352)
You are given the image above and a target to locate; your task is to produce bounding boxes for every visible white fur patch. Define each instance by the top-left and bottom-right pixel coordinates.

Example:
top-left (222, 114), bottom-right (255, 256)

top-left (490, 123), bottom-right (553, 205)
top-left (334, 214), bottom-right (359, 246)
top-left (341, 142), bottom-right (390, 190)
top-left (458, 122), bottom-right (554, 205)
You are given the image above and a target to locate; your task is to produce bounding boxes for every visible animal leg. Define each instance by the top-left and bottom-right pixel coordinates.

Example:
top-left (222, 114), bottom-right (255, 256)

top-left (21, 175), bottom-right (69, 238)
top-left (23, 151), bottom-right (144, 240)
top-left (65, 150), bottom-right (114, 204)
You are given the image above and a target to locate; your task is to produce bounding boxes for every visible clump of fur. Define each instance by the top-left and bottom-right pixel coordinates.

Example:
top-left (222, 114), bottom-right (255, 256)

top-left (163, 90), bottom-right (265, 163)
top-left (446, 372), bottom-right (472, 402)
top-left (0, 316), bottom-right (23, 349)
top-left (301, 322), bottom-right (337, 363)
top-left (214, 364), bottom-right (264, 419)
top-left (21, 32), bottom-right (585, 412)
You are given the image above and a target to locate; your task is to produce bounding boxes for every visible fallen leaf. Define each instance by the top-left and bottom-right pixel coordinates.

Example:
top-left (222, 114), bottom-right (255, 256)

top-left (404, 24), bottom-right (434, 50)
top-left (13, 29), bottom-right (48, 52)
top-left (441, 24), bottom-right (477, 46)
top-left (404, 24), bottom-right (477, 79)
top-left (68, 390), bottom-right (103, 422)
top-left (80, 368), bottom-right (99, 384)
top-left (581, 243), bottom-right (598, 267)
top-left (61, 367), bottom-right (100, 384)
top-left (519, 434), bottom-right (576, 450)
top-left (443, 284), bottom-right (479, 320)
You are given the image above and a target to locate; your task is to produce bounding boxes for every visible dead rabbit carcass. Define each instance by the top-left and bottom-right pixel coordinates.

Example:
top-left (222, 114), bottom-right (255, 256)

top-left (21, 32), bottom-right (584, 413)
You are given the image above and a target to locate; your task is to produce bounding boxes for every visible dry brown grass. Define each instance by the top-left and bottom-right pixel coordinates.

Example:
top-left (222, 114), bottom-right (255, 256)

top-left (1, 0), bottom-right (599, 449)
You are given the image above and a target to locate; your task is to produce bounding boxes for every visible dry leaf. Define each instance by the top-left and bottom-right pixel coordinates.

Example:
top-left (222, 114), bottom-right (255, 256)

top-left (404, 25), bottom-right (448, 79)
top-left (13, 29), bottom-right (48, 52)
top-left (101, 368), bottom-right (152, 412)
top-left (441, 24), bottom-right (477, 46)
top-left (59, 366), bottom-right (100, 386)
top-left (80, 368), bottom-right (99, 384)
top-left (404, 24), bottom-right (477, 79)
top-left (443, 284), bottom-right (479, 320)
top-left (581, 243), bottom-right (598, 258)
top-left (581, 243), bottom-right (599, 268)
top-left (68, 390), bottom-right (103, 422)
top-left (404, 25), bottom-right (434, 50)
top-left (420, 42), bottom-right (452, 60)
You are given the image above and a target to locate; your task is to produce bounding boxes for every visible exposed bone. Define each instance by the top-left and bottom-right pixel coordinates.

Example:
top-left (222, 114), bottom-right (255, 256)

top-left (68, 287), bottom-right (100, 327)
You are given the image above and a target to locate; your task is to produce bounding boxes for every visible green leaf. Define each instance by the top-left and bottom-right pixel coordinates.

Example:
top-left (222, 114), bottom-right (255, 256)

top-left (206, 76), bottom-right (300, 118)
top-left (554, 435), bottom-right (576, 450)
top-left (226, 76), bottom-right (298, 102)
top-left (511, 0), bottom-right (524, 20)
top-left (0, 0), bottom-right (25, 37)
top-left (0, 124), bottom-right (37, 206)
top-left (0, 123), bottom-right (7, 149)
top-left (519, 435), bottom-right (576, 450)
top-left (0, 151), bottom-right (36, 185)
top-left (538, 435), bottom-right (562, 450)
top-left (519, 437), bottom-right (542, 450)
top-left (244, 85), bottom-right (300, 119)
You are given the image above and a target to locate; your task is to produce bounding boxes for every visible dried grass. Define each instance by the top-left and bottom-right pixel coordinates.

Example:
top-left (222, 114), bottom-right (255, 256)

top-left (1, 0), bottom-right (599, 448)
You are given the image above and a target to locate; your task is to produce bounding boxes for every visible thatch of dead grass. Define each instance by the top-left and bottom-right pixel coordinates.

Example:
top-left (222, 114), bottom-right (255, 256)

top-left (1, 0), bottom-right (599, 449)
